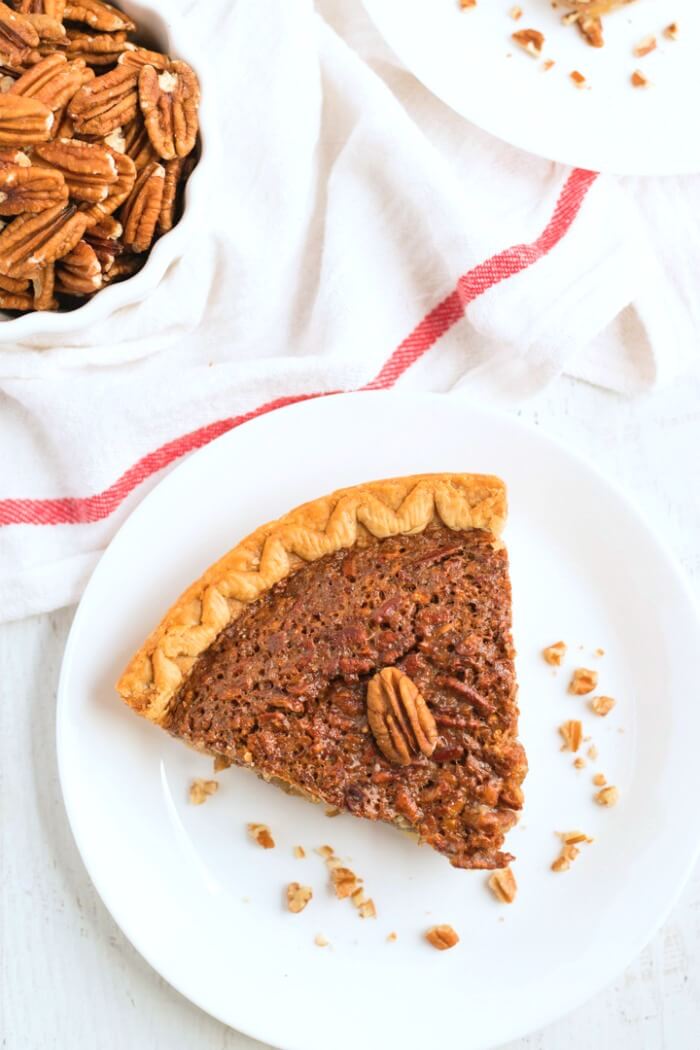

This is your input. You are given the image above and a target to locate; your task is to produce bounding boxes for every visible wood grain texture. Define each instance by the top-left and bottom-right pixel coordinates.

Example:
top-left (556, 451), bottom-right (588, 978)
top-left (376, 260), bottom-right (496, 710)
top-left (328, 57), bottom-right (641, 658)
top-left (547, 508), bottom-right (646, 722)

top-left (3, 372), bottom-right (700, 1050)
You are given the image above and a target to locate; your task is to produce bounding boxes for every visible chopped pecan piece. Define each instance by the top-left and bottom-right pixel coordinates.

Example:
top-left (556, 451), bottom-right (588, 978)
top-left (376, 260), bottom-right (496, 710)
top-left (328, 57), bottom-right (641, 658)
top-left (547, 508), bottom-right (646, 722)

top-left (367, 666), bottom-right (438, 765)
top-left (590, 695), bottom-right (615, 716)
top-left (55, 237), bottom-right (100, 294)
top-left (542, 641), bottom-right (566, 666)
top-left (0, 200), bottom-right (85, 275)
top-left (425, 924), bottom-right (459, 950)
top-left (0, 92), bottom-right (53, 143)
top-left (569, 667), bottom-right (597, 695)
top-left (633, 35), bottom-right (656, 57)
top-left (512, 28), bottom-right (544, 56)
top-left (120, 157), bottom-right (163, 252)
top-left (559, 719), bottom-right (583, 752)
top-left (488, 866), bottom-right (517, 903)
top-left (188, 778), bottom-right (218, 805)
top-left (595, 785), bottom-right (619, 807)
top-left (286, 882), bottom-right (312, 914)
top-left (35, 137), bottom-right (116, 202)
top-left (247, 823), bottom-right (275, 849)
top-left (63, 0), bottom-right (134, 33)
top-left (138, 60), bottom-right (200, 160)
top-left (67, 62), bottom-right (138, 135)
top-left (11, 53), bottom-right (92, 111)
top-left (0, 162), bottom-right (67, 213)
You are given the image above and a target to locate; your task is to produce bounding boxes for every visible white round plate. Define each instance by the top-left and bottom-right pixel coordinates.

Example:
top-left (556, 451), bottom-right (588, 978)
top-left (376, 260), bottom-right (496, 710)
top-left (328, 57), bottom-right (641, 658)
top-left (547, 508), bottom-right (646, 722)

top-left (58, 392), bottom-right (700, 1050)
top-left (362, 0), bottom-right (699, 175)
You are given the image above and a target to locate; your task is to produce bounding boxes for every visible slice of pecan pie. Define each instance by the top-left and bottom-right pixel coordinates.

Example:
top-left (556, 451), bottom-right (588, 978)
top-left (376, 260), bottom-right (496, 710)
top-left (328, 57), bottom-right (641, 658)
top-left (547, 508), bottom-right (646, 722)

top-left (117, 474), bottom-right (527, 869)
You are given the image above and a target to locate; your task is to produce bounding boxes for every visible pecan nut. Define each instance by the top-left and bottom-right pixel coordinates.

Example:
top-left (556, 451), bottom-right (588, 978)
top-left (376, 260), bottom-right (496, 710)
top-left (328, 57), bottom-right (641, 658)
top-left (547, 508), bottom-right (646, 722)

top-left (0, 4), bottom-right (39, 64)
top-left (0, 201), bottom-right (86, 275)
top-left (63, 0), bottom-right (134, 33)
top-left (34, 137), bottom-right (117, 202)
top-left (122, 113), bottom-right (156, 169)
top-left (0, 92), bottom-right (53, 143)
top-left (31, 260), bottom-right (55, 308)
top-left (55, 237), bottom-right (100, 294)
top-left (367, 666), bottom-right (438, 765)
top-left (65, 27), bottom-right (129, 66)
top-left (25, 13), bottom-right (66, 43)
top-left (10, 53), bottom-right (92, 111)
top-left (0, 162), bottom-right (67, 213)
top-left (81, 143), bottom-right (134, 222)
top-left (67, 62), bottom-right (138, 135)
top-left (138, 60), bottom-right (200, 160)
top-left (120, 157), bottom-right (163, 252)
top-left (157, 155), bottom-right (184, 233)
top-left (0, 287), bottom-right (32, 310)
top-left (118, 44), bottom-right (169, 71)
top-left (17, 1), bottom-right (66, 19)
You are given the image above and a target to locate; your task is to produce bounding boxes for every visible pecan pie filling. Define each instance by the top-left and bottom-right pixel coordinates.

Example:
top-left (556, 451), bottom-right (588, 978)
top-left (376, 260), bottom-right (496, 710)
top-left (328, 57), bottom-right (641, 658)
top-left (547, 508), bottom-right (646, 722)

top-left (167, 525), bottom-right (527, 869)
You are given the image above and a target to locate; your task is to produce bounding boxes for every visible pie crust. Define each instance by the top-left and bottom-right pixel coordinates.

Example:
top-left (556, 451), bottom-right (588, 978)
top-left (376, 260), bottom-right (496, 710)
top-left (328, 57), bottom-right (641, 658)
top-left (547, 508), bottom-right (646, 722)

top-left (117, 473), bottom-right (507, 724)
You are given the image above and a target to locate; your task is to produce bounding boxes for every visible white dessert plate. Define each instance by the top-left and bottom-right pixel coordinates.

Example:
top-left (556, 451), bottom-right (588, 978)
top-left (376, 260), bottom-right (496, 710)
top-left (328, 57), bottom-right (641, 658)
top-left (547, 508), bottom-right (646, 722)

top-left (362, 0), bottom-right (699, 175)
top-left (57, 392), bottom-right (700, 1050)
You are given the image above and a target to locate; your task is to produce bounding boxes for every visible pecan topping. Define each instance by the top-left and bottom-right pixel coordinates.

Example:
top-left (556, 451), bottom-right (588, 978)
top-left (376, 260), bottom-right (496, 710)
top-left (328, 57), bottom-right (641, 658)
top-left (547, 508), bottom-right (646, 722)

top-left (0, 93), bottom-right (53, 144)
top-left (138, 60), bottom-right (200, 160)
top-left (35, 137), bottom-right (117, 202)
top-left (11, 54), bottom-right (92, 112)
top-left (55, 237), bottom-right (100, 294)
top-left (63, 0), bottom-right (134, 33)
top-left (0, 4), bottom-right (39, 64)
top-left (367, 666), bottom-right (438, 765)
top-left (425, 924), bottom-right (459, 950)
top-left (67, 62), bottom-right (138, 136)
top-left (0, 162), bottom-right (67, 213)
top-left (0, 200), bottom-right (86, 275)
top-left (120, 157), bottom-right (163, 252)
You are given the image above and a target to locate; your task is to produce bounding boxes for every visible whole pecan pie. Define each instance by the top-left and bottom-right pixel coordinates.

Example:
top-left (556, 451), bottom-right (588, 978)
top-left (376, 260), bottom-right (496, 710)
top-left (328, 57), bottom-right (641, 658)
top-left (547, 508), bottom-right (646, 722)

top-left (117, 474), bottom-right (527, 870)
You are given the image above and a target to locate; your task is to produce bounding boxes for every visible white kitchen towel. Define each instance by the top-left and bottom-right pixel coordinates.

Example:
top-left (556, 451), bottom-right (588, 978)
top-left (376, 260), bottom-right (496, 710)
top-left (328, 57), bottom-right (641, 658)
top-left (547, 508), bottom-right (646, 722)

top-left (0, 0), bottom-right (697, 622)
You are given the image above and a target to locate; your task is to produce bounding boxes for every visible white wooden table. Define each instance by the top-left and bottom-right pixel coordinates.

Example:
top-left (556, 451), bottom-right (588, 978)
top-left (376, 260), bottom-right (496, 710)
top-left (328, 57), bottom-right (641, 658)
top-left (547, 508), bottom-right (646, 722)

top-left (4, 373), bottom-right (700, 1050)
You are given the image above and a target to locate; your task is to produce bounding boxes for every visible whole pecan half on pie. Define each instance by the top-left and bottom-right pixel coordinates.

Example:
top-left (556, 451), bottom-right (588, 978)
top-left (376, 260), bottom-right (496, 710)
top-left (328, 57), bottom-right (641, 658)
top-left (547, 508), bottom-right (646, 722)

top-left (117, 474), bottom-right (527, 871)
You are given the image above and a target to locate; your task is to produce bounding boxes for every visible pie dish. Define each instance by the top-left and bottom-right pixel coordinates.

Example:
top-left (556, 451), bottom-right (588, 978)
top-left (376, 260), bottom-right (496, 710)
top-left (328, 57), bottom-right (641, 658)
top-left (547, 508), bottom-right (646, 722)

top-left (117, 473), bottom-right (527, 870)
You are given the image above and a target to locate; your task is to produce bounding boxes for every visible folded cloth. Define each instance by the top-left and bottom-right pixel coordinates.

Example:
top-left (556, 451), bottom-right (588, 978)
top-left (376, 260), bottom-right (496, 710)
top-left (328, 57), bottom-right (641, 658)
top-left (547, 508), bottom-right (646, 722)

top-left (0, 0), bottom-right (696, 623)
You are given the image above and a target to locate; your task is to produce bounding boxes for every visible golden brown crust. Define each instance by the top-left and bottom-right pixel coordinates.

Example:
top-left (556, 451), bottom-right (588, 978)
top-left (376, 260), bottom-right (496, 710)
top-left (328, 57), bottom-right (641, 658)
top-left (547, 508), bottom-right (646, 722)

top-left (116, 473), bottom-right (507, 724)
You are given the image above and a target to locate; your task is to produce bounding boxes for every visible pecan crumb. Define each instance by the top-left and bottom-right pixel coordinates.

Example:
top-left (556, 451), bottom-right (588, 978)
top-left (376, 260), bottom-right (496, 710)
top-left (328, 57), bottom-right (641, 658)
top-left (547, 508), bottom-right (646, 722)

top-left (559, 719), bottom-right (583, 752)
top-left (189, 778), bottom-right (218, 805)
top-left (314, 933), bottom-right (329, 947)
top-left (569, 667), bottom-right (597, 694)
top-left (425, 924), bottom-right (460, 950)
top-left (594, 647), bottom-right (605, 657)
top-left (592, 773), bottom-right (607, 786)
top-left (633, 35), bottom-right (656, 57)
top-left (551, 853), bottom-right (571, 872)
top-left (316, 844), bottom-right (335, 859)
top-left (559, 830), bottom-right (593, 845)
top-left (570, 70), bottom-right (587, 87)
top-left (664, 22), bottom-right (679, 41)
top-left (248, 823), bottom-right (275, 849)
top-left (213, 754), bottom-right (232, 772)
top-left (543, 640), bottom-right (567, 666)
top-left (542, 58), bottom-right (556, 71)
top-left (631, 69), bottom-right (649, 88)
top-left (293, 845), bottom-right (306, 859)
top-left (325, 807), bottom-right (341, 818)
top-left (286, 882), bottom-right (313, 913)
top-left (459, 0), bottom-right (477, 7)
top-left (573, 757), bottom-right (586, 769)
top-left (595, 785), bottom-right (619, 807)
top-left (512, 28), bottom-right (545, 56)
top-left (387, 931), bottom-right (398, 942)
top-left (488, 866), bottom-right (517, 904)
top-left (591, 695), bottom-right (615, 716)
top-left (587, 744), bottom-right (599, 760)
top-left (509, 5), bottom-right (523, 19)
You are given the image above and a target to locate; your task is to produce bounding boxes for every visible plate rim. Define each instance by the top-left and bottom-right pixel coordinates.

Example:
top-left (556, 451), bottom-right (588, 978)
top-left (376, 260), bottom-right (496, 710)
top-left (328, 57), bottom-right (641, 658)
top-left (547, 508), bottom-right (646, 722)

top-left (56, 391), bottom-right (700, 1049)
